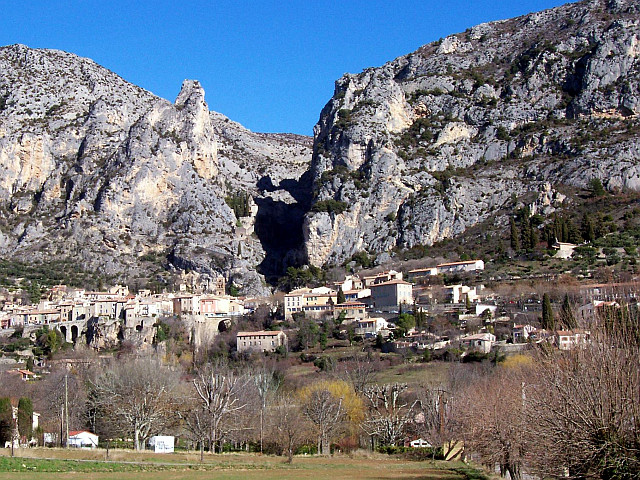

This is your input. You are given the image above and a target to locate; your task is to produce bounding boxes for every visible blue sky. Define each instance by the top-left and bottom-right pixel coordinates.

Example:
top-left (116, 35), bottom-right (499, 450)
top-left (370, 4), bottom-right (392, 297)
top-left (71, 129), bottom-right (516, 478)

top-left (3, 0), bottom-right (569, 135)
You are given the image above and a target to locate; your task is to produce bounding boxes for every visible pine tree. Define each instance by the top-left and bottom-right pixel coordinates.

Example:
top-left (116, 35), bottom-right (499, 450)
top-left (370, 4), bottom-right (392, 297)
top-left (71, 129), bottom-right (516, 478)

top-left (542, 293), bottom-right (555, 331)
top-left (568, 221), bottom-right (582, 244)
top-left (589, 177), bottom-right (606, 197)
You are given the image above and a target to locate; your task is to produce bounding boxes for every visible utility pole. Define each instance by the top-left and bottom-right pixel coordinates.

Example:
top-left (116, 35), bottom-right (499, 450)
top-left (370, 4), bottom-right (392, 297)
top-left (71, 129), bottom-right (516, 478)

top-left (439, 389), bottom-right (445, 439)
top-left (65, 374), bottom-right (69, 448)
top-left (60, 404), bottom-right (64, 448)
top-left (11, 414), bottom-right (15, 457)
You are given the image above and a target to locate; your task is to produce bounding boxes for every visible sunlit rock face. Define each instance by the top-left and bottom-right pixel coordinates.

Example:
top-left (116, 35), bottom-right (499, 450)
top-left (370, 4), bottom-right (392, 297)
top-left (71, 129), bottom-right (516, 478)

top-left (0, 44), bottom-right (312, 293)
top-left (304, 0), bottom-right (640, 266)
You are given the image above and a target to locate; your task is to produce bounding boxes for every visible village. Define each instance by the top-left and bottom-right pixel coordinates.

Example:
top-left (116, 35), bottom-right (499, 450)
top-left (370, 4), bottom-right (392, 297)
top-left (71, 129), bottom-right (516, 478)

top-left (0, 250), bottom-right (635, 478)
top-left (0, 254), bottom-right (628, 370)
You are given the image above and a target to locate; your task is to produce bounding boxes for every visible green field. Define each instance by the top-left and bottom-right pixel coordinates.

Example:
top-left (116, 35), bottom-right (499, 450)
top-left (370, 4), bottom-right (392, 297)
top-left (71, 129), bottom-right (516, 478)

top-left (0, 448), bottom-right (484, 480)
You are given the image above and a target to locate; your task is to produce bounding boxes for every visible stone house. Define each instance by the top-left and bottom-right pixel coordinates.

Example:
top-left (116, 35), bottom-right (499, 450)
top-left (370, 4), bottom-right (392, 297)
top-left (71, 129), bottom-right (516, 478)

top-left (236, 330), bottom-right (287, 353)
top-left (461, 332), bottom-right (495, 353)
top-left (369, 279), bottom-right (413, 310)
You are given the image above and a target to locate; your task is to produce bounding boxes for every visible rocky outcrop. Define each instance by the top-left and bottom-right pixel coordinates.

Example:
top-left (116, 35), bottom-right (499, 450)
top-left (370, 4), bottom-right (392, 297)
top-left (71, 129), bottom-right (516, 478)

top-left (2, 0), bottom-right (640, 281)
top-left (304, 0), bottom-right (640, 266)
top-left (0, 45), bottom-right (312, 293)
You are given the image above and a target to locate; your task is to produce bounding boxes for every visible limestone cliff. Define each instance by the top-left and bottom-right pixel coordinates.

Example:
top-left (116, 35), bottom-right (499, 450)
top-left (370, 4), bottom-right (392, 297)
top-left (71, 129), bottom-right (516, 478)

top-left (2, 0), bottom-right (640, 282)
top-left (0, 45), bottom-right (312, 293)
top-left (304, 0), bottom-right (640, 266)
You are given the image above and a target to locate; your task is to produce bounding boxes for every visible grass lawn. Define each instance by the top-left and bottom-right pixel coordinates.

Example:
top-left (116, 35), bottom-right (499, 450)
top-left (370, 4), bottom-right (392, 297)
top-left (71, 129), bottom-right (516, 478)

top-left (0, 448), bottom-right (482, 480)
top-left (373, 361), bottom-right (450, 385)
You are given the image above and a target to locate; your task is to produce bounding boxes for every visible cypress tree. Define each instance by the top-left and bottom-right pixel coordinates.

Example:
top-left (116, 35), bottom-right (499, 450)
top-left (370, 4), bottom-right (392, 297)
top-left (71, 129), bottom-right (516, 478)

top-left (561, 219), bottom-right (569, 243)
top-left (553, 216), bottom-right (561, 242)
top-left (581, 213), bottom-right (595, 243)
top-left (561, 294), bottom-right (577, 330)
top-left (530, 226), bottom-right (539, 249)
top-left (542, 293), bottom-right (555, 331)
top-left (546, 228), bottom-right (555, 249)
top-left (17, 397), bottom-right (33, 442)
top-left (336, 286), bottom-right (346, 305)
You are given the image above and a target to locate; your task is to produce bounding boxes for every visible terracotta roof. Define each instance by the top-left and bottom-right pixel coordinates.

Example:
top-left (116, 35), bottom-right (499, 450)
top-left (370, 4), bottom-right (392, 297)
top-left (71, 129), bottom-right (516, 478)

top-left (237, 330), bottom-right (283, 337)
top-left (69, 430), bottom-right (97, 437)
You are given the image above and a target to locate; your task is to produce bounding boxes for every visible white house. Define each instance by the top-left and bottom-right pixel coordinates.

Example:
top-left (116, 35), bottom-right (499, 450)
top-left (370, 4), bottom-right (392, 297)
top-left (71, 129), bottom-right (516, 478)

top-left (556, 330), bottom-right (590, 350)
top-left (436, 260), bottom-right (484, 275)
top-left (68, 430), bottom-right (99, 449)
top-left (354, 317), bottom-right (388, 338)
top-left (284, 287), bottom-right (337, 320)
top-left (577, 300), bottom-right (620, 322)
top-left (512, 324), bottom-right (536, 343)
top-left (475, 304), bottom-right (498, 317)
top-left (148, 435), bottom-right (175, 453)
top-left (334, 301), bottom-right (368, 322)
top-left (362, 270), bottom-right (403, 287)
top-left (370, 279), bottom-right (413, 310)
top-left (461, 332), bottom-right (495, 353)
top-left (442, 284), bottom-right (481, 304)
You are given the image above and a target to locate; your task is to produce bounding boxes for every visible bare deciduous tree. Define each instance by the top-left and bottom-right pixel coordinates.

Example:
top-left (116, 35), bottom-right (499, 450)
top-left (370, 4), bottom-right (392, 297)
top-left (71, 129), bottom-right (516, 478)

top-left (89, 357), bottom-right (179, 450)
top-left (456, 368), bottom-right (527, 480)
top-left (361, 383), bottom-right (415, 447)
top-left (333, 354), bottom-right (379, 394)
top-left (190, 360), bottom-right (250, 453)
top-left (41, 369), bottom-right (88, 447)
top-left (525, 309), bottom-right (640, 479)
top-left (267, 393), bottom-right (312, 463)
top-left (178, 387), bottom-right (210, 461)
top-left (251, 362), bottom-right (281, 453)
top-left (413, 384), bottom-right (458, 459)
top-left (301, 387), bottom-right (345, 455)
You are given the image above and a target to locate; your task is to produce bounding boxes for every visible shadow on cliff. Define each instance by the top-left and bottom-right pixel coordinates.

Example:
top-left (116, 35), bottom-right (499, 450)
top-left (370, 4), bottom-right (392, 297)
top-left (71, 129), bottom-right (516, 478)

top-left (254, 170), bottom-right (313, 284)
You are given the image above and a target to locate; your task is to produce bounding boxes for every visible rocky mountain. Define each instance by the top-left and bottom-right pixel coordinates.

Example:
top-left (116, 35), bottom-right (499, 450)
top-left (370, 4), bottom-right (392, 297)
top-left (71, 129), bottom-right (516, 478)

top-left (0, 44), bottom-right (312, 294)
top-left (1, 0), bottom-right (639, 291)
top-left (303, 0), bottom-right (640, 266)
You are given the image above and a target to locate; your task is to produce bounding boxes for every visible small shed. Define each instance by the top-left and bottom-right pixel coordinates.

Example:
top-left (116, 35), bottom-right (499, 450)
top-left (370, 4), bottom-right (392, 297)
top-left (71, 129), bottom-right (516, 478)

top-left (68, 430), bottom-right (99, 449)
top-left (148, 435), bottom-right (175, 453)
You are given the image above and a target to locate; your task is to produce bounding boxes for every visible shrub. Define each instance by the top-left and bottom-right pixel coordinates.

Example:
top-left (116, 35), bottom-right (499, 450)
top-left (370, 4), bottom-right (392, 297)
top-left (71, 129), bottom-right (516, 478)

top-left (496, 126), bottom-right (510, 140)
top-left (312, 199), bottom-right (348, 215)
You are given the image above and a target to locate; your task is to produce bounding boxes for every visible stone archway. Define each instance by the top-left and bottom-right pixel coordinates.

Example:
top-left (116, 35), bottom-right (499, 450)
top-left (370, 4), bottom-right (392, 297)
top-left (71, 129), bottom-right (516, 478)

top-left (71, 325), bottom-right (79, 343)
top-left (218, 318), bottom-right (231, 333)
top-left (59, 325), bottom-right (68, 343)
